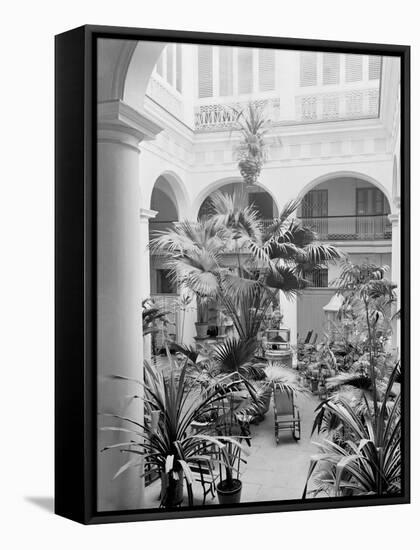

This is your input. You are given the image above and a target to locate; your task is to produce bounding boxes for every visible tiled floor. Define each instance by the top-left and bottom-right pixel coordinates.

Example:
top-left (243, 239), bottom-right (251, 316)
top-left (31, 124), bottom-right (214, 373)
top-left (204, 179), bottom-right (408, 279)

top-left (143, 391), bottom-right (322, 508)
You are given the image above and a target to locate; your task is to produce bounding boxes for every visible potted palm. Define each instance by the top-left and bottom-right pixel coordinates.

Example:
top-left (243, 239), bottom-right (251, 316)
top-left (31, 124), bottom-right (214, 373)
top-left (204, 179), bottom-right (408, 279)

top-left (101, 361), bottom-right (250, 508)
top-left (216, 438), bottom-right (246, 504)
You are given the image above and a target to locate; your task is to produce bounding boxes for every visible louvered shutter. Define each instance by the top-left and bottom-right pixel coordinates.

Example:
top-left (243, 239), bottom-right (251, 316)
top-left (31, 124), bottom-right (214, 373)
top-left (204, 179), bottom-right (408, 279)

top-left (198, 46), bottom-right (213, 98)
top-left (258, 49), bottom-right (275, 91)
top-left (300, 52), bottom-right (317, 87)
top-left (219, 47), bottom-right (233, 96)
top-left (176, 44), bottom-right (182, 92)
top-left (322, 53), bottom-right (339, 85)
top-left (345, 54), bottom-right (363, 82)
top-left (368, 56), bottom-right (381, 80)
top-left (238, 48), bottom-right (253, 94)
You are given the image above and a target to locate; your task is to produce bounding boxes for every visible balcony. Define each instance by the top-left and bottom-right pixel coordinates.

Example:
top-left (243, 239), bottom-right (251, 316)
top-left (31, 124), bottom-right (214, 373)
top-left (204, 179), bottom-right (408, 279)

top-left (194, 98), bottom-right (281, 131)
top-left (298, 214), bottom-right (391, 241)
top-left (296, 88), bottom-right (379, 122)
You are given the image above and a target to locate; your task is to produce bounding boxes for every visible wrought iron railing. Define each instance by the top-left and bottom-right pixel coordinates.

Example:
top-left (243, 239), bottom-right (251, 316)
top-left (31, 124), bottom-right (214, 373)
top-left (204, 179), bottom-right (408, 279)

top-left (298, 214), bottom-right (391, 241)
top-left (194, 98), bottom-right (281, 131)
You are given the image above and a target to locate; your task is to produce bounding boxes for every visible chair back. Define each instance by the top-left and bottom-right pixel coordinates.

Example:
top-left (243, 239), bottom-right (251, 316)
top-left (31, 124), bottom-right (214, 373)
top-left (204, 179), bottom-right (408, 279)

top-left (273, 383), bottom-right (294, 415)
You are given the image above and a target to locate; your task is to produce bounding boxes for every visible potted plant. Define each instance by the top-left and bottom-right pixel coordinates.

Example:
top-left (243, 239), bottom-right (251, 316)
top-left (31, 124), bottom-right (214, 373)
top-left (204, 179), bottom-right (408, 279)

top-left (216, 438), bottom-right (246, 504)
top-left (101, 361), bottom-right (250, 508)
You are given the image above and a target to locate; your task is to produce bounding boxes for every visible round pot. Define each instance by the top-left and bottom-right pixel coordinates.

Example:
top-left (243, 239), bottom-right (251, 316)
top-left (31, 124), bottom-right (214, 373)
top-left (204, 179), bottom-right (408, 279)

top-left (195, 322), bottom-right (208, 339)
top-left (216, 479), bottom-right (242, 505)
top-left (160, 470), bottom-right (184, 508)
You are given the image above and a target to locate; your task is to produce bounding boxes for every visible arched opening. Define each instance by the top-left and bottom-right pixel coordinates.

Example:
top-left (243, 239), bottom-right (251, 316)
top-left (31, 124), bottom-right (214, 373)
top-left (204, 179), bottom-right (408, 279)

top-left (197, 181), bottom-right (279, 222)
top-left (148, 176), bottom-right (182, 348)
top-left (296, 175), bottom-right (392, 344)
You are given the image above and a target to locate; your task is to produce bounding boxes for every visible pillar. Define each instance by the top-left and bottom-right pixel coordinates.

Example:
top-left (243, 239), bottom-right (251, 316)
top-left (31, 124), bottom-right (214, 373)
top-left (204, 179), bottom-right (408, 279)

top-left (97, 100), bottom-right (162, 511)
top-left (140, 208), bottom-right (158, 362)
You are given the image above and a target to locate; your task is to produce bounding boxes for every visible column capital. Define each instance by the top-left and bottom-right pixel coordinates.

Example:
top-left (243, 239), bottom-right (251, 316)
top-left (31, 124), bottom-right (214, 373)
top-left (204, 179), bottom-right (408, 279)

top-left (98, 100), bottom-right (164, 151)
top-left (140, 208), bottom-right (158, 221)
top-left (388, 213), bottom-right (399, 226)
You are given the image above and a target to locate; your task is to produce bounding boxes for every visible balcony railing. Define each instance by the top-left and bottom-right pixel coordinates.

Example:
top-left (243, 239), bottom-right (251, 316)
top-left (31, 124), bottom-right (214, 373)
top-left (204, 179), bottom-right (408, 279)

top-left (194, 98), bottom-right (281, 131)
top-left (298, 214), bottom-right (392, 241)
top-left (296, 88), bottom-right (379, 122)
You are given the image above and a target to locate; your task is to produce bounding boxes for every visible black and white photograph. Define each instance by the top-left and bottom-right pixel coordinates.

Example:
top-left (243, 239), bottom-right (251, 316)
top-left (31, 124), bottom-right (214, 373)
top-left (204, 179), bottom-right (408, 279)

top-left (95, 35), bottom-right (407, 514)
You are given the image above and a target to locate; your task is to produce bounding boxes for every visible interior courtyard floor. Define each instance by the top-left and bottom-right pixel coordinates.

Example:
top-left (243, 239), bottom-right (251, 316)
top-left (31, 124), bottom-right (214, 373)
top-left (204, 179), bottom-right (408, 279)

top-left (142, 391), bottom-right (323, 508)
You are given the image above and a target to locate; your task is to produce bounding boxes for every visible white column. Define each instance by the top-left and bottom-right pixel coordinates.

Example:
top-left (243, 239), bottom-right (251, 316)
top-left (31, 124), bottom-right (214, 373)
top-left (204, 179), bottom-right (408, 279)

top-left (140, 208), bottom-right (158, 362)
top-left (97, 101), bottom-right (162, 511)
top-left (389, 210), bottom-right (400, 352)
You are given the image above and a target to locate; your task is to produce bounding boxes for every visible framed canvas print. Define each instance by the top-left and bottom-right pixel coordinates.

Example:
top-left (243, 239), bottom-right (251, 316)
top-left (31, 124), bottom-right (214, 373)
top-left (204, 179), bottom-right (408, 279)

top-left (55, 25), bottom-right (410, 524)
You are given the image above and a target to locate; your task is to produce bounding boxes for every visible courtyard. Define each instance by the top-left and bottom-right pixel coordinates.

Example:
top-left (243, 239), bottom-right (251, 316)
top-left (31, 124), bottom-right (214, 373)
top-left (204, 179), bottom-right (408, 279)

top-left (97, 40), bottom-right (402, 512)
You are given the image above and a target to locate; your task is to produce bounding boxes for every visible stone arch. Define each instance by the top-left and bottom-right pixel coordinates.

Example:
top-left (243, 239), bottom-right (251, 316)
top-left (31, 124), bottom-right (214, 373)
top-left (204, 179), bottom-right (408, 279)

top-left (97, 38), bottom-right (166, 110)
top-left (298, 170), bottom-right (392, 212)
top-left (148, 170), bottom-right (189, 218)
top-left (192, 177), bottom-right (281, 219)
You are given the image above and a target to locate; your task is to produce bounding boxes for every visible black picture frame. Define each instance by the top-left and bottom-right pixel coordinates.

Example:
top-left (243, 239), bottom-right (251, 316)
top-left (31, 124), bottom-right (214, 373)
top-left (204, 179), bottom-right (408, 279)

top-left (55, 24), bottom-right (410, 525)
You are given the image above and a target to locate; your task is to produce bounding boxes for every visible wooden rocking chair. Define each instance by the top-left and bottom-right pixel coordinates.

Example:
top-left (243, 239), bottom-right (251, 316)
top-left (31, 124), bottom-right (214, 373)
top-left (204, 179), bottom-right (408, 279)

top-left (272, 383), bottom-right (301, 444)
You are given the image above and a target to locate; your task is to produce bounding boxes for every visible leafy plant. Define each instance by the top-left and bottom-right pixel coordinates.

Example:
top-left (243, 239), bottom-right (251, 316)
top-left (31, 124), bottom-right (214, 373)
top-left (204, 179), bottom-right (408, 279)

top-left (303, 262), bottom-right (401, 498)
top-left (150, 190), bottom-right (342, 342)
top-left (233, 102), bottom-right (269, 188)
top-left (101, 361), bottom-right (249, 508)
top-left (303, 362), bottom-right (401, 497)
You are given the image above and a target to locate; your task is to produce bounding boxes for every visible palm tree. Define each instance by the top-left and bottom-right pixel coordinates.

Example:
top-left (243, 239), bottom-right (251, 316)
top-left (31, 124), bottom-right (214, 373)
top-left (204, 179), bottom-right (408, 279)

top-left (150, 189), bottom-right (342, 341)
top-left (234, 102), bottom-right (269, 188)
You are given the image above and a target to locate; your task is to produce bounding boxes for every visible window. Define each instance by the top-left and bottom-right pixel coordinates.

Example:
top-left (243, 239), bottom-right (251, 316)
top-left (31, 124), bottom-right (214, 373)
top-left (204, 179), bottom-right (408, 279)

top-left (356, 188), bottom-right (389, 215)
top-left (323, 53), bottom-right (339, 85)
top-left (156, 269), bottom-right (177, 294)
top-left (368, 56), bottom-right (382, 80)
top-left (238, 48), bottom-right (253, 94)
top-left (302, 190), bottom-right (328, 217)
top-left (198, 45), bottom-right (213, 98)
top-left (258, 49), bottom-right (275, 91)
top-left (166, 44), bottom-right (174, 86)
top-left (219, 47), bottom-right (233, 96)
top-left (248, 192), bottom-right (273, 219)
top-left (300, 52), bottom-right (317, 87)
top-left (345, 54), bottom-right (363, 83)
top-left (176, 44), bottom-right (182, 92)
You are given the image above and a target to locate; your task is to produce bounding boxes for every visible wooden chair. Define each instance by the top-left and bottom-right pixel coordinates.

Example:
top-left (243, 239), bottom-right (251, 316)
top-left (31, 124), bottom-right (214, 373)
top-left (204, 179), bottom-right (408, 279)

top-left (189, 444), bottom-right (220, 505)
top-left (272, 383), bottom-right (301, 444)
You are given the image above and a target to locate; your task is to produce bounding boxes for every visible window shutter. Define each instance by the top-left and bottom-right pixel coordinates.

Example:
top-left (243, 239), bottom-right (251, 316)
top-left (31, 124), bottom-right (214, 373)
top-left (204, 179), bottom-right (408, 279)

top-left (198, 45), bottom-right (213, 98)
top-left (300, 52), bottom-right (317, 87)
top-left (219, 47), bottom-right (233, 96)
top-left (238, 48), bottom-right (253, 94)
top-left (345, 54), bottom-right (363, 83)
top-left (322, 53), bottom-right (339, 85)
top-left (176, 44), bottom-right (182, 92)
top-left (368, 56), bottom-right (382, 80)
top-left (166, 44), bottom-right (174, 86)
top-left (258, 49), bottom-right (275, 91)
